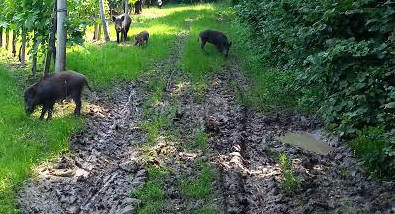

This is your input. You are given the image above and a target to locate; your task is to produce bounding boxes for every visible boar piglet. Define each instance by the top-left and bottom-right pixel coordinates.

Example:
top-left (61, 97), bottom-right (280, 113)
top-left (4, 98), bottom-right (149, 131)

top-left (199, 30), bottom-right (232, 57)
top-left (112, 13), bottom-right (132, 43)
top-left (24, 71), bottom-right (91, 120)
top-left (135, 31), bottom-right (149, 47)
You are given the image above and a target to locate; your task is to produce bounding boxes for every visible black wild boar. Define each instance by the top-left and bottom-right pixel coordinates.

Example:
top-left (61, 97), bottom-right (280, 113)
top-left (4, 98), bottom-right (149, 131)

top-left (199, 30), bottom-right (232, 57)
top-left (24, 71), bottom-right (91, 120)
top-left (135, 31), bottom-right (149, 47)
top-left (112, 13), bottom-right (132, 43)
top-left (134, 0), bottom-right (143, 14)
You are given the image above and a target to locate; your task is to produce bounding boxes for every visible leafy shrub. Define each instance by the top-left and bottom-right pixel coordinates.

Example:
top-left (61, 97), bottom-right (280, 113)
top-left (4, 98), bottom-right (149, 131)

top-left (234, 0), bottom-right (395, 177)
top-left (350, 127), bottom-right (395, 178)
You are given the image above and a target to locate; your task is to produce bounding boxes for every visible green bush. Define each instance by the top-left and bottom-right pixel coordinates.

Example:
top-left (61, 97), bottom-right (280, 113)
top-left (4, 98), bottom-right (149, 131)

top-left (234, 0), bottom-right (395, 177)
top-left (350, 127), bottom-right (395, 178)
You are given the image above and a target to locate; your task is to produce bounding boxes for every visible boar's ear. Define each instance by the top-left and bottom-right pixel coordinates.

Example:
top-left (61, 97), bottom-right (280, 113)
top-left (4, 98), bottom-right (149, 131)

top-left (112, 16), bottom-right (116, 22)
top-left (27, 85), bottom-right (37, 96)
top-left (120, 16), bottom-right (125, 22)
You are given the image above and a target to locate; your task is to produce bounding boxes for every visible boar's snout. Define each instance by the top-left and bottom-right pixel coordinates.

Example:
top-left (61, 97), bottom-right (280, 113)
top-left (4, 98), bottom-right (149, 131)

top-left (25, 106), bottom-right (34, 116)
top-left (115, 25), bottom-right (122, 32)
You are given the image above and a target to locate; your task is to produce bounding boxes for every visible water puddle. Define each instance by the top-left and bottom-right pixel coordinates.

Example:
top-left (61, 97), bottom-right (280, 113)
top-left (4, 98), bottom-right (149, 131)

top-left (278, 132), bottom-right (334, 155)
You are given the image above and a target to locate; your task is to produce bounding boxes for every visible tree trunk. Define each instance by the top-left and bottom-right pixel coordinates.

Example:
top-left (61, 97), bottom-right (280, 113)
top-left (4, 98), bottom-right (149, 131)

top-left (124, 0), bottom-right (129, 13)
top-left (5, 28), bottom-right (9, 50)
top-left (55, 0), bottom-right (67, 72)
top-left (98, 23), bottom-right (102, 40)
top-left (44, 6), bottom-right (57, 77)
top-left (93, 22), bottom-right (98, 40)
top-left (99, 0), bottom-right (111, 42)
top-left (12, 29), bottom-right (18, 57)
top-left (0, 28), bottom-right (3, 47)
top-left (52, 2), bottom-right (57, 65)
top-left (31, 35), bottom-right (39, 77)
top-left (20, 28), bottom-right (26, 66)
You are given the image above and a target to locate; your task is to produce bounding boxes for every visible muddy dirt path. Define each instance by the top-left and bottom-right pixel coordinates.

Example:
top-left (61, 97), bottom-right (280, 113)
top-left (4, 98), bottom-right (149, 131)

top-left (17, 32), bottom-right (394, 214)
top-left (18, 75), bottom-right (147, 213)
top-left (202, 64), bottom-right (395, 213)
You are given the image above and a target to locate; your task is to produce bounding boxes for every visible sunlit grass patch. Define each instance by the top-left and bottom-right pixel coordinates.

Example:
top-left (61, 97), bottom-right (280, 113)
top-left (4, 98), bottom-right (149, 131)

top-left (0, 65), bottom-right (83, 213)
top-left (133, 166), bottom-right (169, 214)
top-left (180, 163), bottom-right (214, 199)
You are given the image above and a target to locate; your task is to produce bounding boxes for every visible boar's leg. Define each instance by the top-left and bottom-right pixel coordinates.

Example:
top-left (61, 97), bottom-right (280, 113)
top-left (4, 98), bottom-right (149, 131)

top-left (201, 40), bottom-right (207, 49)
top-left (39, 104), bottom-right (49, 120)
top-left (47, 102), bottom-right (55, 121)
top-left (116, 32), bottom-right (120, 43)
top-left (124, 29), bottom-right (129, 41)
top-left (73, 93), bottom-right (82, 116)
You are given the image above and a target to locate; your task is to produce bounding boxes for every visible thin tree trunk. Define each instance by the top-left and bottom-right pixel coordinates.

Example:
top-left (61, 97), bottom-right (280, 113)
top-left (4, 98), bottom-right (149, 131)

top-left (12, 29), bottom-right (18, 57)
top-left (0, 28), bottom-right (3, 47)
top-left (44, 7), bottom-right (57, 77)
top-left (99, 0), bottom-right (111, 42)
top-left (52, 3), bottom-right (57, 65)
top-left (43, 34), bottom-right (53, 77)
top-left (20, 28), bottom-right (26, 66)
top-left (5, 28), bottom-right (9, 50)
top-left (55, 0), bottom-right (67, 72)
top-left (31, 35), bottom-right (39, 77)
top-left (124, 0), bottom-right (128, 13)
top-left (98, 23), bottom-right (102, 40)
top-left (93, 22), bottom-right (98, 40)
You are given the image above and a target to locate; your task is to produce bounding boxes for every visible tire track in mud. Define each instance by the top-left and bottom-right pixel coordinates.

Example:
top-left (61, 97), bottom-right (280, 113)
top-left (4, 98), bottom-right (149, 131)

top-left (17, 73), bottom-right (147, 213)
top-left (203, 66), bottom-right (250, 214)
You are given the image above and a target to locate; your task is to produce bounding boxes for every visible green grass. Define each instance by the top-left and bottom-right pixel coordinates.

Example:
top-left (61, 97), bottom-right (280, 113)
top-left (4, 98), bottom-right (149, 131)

top-left (278, 153), bottom-right (301, 194)
top-left (180, 164), bottom-right (214, 199)
top-left (133, 166), bottom-right (169, 214)
top-left (0, 64), bottom-right (82, 213)
top-left (180, 4), bottom-right (229, 90)
top-left (194, 130), bottom-right (209, 150)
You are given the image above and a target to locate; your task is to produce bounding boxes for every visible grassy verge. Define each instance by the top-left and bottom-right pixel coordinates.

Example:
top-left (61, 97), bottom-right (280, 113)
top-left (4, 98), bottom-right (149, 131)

top-left (0, 64), bottom-right (82, 213)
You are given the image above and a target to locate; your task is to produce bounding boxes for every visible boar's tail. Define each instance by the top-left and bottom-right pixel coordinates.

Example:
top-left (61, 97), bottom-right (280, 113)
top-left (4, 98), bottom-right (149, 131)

top-left (84, 79), bottom-right (92, 91)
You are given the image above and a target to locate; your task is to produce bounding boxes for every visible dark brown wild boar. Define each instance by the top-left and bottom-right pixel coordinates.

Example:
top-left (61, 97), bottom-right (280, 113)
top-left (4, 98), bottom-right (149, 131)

top-left (135, 31), bottom-right (149, 47)
top-left (199, 30), bottom-right (232, 57)
top-left (134, 0), bottom-right (143, 14)
top-left (112, 13), bottom-right (132, 43)
top-left (24, 71), bottom-right (91, 120)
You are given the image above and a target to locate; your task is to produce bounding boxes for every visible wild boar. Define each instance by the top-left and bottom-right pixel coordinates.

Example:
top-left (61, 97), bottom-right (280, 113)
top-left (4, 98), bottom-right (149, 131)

top-left (24, 71), bottom-right (91, 120)
top-left (135, 31), bottom-right (149, 47)
top-left (134, 0), bottom-right (143, 14)
top-left (112, 13), bottom-right (132, 43)
top-left (199, 30), bottom-right (232, 57)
